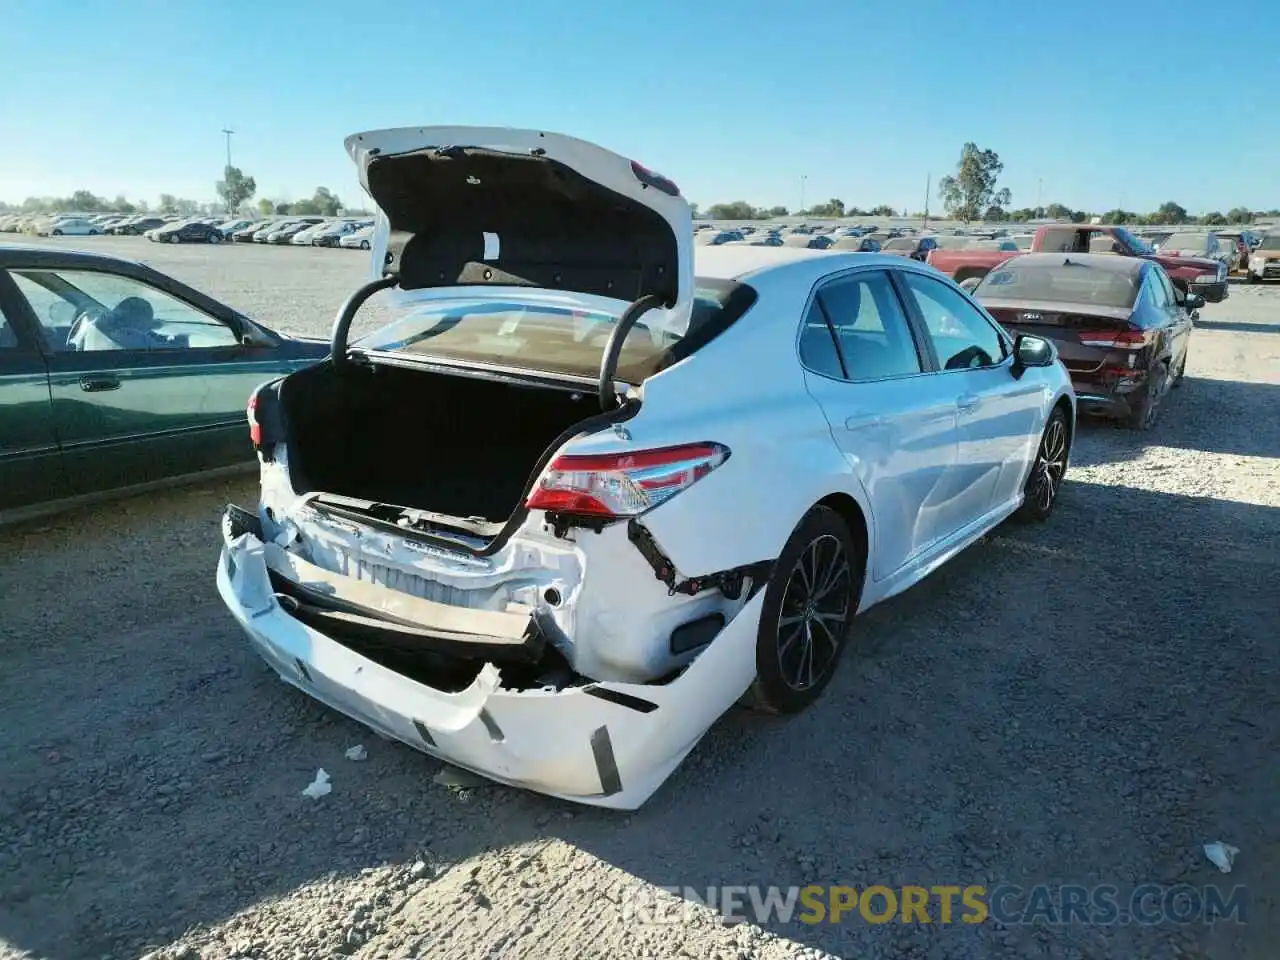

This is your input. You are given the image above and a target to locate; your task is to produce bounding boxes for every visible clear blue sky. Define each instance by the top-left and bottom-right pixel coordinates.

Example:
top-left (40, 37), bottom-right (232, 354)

top-left (3, 0), bottom-right (1277, 215)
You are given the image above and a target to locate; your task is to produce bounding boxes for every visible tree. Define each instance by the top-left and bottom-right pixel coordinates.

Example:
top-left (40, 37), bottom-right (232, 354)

top-left (1226, 206), bottom-right (1252, 224)
top-left (688, 202), bottom-right (700, 218)
top-left (937, 143), bottom-right (1011, 222)
top-left (1148, 201), bottom-right (1188, 225)
top-left (216, 166), bottom-right (257, 214)
top-left (1201, 211), bottom-right (1227, 226)
top-left (112, 195), bottom-right (136, 214)
top-left (1044, 202), bottom-right (1074, 221)
top-left (983, 205), bottom-right (1008, 222)
top-left (158, 194), bottom-right (178, 215)
top-left (290, 187), bottom-right (342, 217)
top-left (1101, 209), bottom-right (1132, 224)
top-left (67, 189), bottom-right (105, 211)
top-left (274, 202), bottom-right (291, 215)
top-left (806, 198), bottom-right (846, 218)
top-left (257, 198), bottom-right (275, 217)
top-left (705, 201), bottom-right (759, 220)
top-left (868, 204), bottom-right (898, 217)
top-left (767, 205), bottom-right (789, 217)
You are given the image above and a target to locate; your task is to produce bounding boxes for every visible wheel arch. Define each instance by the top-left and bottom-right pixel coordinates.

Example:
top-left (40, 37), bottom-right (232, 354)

top-left (813, 492), bottom-right (869, 606)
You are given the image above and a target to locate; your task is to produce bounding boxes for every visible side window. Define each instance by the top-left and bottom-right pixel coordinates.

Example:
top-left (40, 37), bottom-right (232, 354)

top-left (798, 300), bottom-right (845, 379)
top-left (901, 272), bottom-right (1007, 371)
top-left (1154, 268), bottom-right (1178, 309)
top-left (10, 269), bottom-right (239, 353)
top-left (0, 297), bottom-right (17, 349)
top-left (816, 271), bottom-right (922, 381)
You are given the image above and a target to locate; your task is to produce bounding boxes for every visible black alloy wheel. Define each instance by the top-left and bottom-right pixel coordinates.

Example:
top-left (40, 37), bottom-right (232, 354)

top-left (1016, 407), bottom-right (1069, 521)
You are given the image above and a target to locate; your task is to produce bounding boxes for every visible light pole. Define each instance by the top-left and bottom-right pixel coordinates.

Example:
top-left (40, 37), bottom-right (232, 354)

top-left (800, 175), bottom-right (807, 215)
top-left (221, 128), bottom-right (235, 170)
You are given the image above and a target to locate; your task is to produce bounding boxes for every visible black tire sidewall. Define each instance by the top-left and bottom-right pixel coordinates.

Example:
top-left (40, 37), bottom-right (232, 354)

top-left (1016, 406), bottom-right (1070, 521)
top-left (751, 506), bottom-right (862, 713)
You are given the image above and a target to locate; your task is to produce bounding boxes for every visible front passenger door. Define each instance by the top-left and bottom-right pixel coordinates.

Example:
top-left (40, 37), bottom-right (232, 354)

top-left (799, 269), bottom-right (959, 582)
top-left (898, 271), bottom-right (1044, 520)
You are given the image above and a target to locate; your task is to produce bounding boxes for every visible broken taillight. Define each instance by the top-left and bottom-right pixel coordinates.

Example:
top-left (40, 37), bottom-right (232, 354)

top-left (525, 442), bottom-right (729, 517)
top-left (1078, 329), bottom-right (1150, 349)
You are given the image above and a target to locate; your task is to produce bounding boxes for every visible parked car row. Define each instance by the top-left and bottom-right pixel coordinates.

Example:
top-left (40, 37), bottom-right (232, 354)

top-left (0, 212), bottom-right (376, 249)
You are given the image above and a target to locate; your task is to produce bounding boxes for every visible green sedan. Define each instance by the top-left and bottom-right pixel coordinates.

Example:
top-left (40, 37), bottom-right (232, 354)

top-left (0, 244), bottom-right (328, 521)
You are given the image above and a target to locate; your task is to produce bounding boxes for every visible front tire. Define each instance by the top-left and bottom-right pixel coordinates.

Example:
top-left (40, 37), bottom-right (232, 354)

top-left (747, 506), bottom-right (862, 714)
top-left (51, 229), bottom-right (62, 236)
top-left (1015, 406), bottom-right (1069, 521)
top-left (209, 231), bottom-right (222, 243)
top-left (359, 239), bottom-right (370, 250)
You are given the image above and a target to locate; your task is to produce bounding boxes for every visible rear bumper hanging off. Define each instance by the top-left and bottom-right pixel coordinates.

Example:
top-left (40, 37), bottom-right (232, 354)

top-left (216, 506), bottom-right (764, 809)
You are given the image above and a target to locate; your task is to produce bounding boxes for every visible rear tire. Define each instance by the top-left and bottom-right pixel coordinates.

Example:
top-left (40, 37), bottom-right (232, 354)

top-left (51, 229), bottom-right (62, 236)
top-left (359, 239), bottom-right (370, 250)
top-left (1015, 406), bottom-right (1069, 522)
top-left (1171, 351), bottom-right (1187, 388)
top-left (1126, 362), bottom-right (1169, 431)
top-left (1247, 272), bottom-right (1260, 284)
top-left (746, 506), bottom-right (863, 715)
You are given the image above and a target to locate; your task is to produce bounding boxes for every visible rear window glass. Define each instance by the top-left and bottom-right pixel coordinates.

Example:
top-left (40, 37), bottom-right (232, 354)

top-left (356, 279), bottom-right (755, 382)
top-left (977, 263), bottom-right (1141, 309)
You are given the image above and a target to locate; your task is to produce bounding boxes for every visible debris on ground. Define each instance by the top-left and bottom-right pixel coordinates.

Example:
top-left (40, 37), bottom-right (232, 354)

top-left (1204, 841), bottom-right (1239, 873)
top-left (433, 764), bottom-right (490, 788)
top-left (301, 768), bottom-right (332, 799)
top-left (345, 744), bottom-right (368, 761)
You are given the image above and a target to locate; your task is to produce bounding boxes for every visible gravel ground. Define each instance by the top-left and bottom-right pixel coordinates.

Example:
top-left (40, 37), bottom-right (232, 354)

top-left (1, 236), bottom-right (1277, 960)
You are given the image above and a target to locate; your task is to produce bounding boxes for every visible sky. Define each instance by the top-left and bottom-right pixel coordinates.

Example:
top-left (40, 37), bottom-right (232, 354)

top-left (3, 0), bottom-right (1278, 216)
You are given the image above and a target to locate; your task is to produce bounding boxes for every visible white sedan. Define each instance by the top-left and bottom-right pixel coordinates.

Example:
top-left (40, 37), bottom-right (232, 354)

top-left (338, 224), bottom-right (374, 249)
top-left (44, 217), bottom-right (102, 237)
top-left (218, 126), bottom-right (1074, 809)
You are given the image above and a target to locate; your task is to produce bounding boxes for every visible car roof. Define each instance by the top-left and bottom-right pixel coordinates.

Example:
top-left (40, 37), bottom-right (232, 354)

top-left (1002, 252), bottom-right (1147, 276)
top-left (0, 243), bottom-right (150, 270)
top-left (694, 246), bottom-right (937, 284)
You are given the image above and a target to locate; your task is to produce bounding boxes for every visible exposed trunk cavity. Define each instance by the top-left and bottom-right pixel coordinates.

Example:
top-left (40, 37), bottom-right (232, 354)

top-left (280, 360), bottom-right (606, 524)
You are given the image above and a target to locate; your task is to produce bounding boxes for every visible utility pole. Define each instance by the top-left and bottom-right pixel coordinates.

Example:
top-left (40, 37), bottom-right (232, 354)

top-left (799, 175), bottom-right (807, 216)
top-left (221, 128), bottom-right (235, 171)
top-left (923, 172), bottom-right (931, 229)
top-left (1037, 178), bottom-right (1043, 214)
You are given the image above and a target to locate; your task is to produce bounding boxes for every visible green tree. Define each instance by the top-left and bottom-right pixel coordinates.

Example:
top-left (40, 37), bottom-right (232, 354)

top-left (1225, 206), bottom-right (1252, 224)
top-left (983, 205), bottom-right (1008, 222)
top-left (257, 198), bottom-right (275, 217)
top-left (937, 143), bottom-right (1011, 222)
top-left (1149, 201), bottom-right (1188, 225)
top-left (1201, 211), bottom-right (1227, 226)
top-left (158, 193), bottom-right (178, 215)
top-left (705, 200), bottom-right (759, 220)
top-left (807, 198), bottom-right (846, 217)
top-left (67, 189), bottom-right (105, 211)
top-left (688, 202), bottom-right (700, 218)
top-left (1101, 209), bottom-right (1131, 224)
top-left (869, 204), bottom-right (898, 217)
top-left (767, 205), bottom-right (789, 217)
top-left (274, 202), bottom-right (291, 215)
top-left (111, 195), bottom-right (136, 214)
top-left (216, 166), bottom-right (257, 214)
top-left (1044, 202), bottom-right (1073, 221)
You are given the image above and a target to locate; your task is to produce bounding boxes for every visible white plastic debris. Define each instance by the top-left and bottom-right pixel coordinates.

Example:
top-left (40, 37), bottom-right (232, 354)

top-left (1204, 841), bottom-right (1239, 873)
top-left (344, 744), bottom-right (368, 762)
top-left (301, 768), bottom-right (332, 799)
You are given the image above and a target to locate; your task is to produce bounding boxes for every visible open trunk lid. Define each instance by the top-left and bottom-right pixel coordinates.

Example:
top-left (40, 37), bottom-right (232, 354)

top-left (344, 126), bottom-right (693, 317)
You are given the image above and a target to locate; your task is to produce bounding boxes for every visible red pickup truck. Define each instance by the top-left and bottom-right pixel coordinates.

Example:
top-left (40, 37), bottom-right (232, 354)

top-left (927, 224), bottom-right (1229, 302)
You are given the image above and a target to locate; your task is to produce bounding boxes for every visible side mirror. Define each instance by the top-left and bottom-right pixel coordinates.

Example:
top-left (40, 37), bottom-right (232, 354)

top-left (1183, 293), bottom-right (1205, 310)
top-left (1013, 334), bottom-right (1055, 370)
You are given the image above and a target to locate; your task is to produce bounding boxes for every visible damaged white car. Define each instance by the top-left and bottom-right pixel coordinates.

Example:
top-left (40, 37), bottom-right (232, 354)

top-left (217, 126), bottom-right (1075, 809)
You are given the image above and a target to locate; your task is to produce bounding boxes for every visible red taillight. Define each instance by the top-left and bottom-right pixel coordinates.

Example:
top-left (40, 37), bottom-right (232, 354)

top-left (247, 391), bottom-right (262, 448)
top-left (525, 442), bottom-right (729, 518)
top-left (1077, 329), bottom-right (1149, 349)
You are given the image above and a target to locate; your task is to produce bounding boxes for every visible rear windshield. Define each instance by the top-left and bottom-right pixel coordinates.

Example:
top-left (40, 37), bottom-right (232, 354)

top-left (1164, 233), bottom-right (1209, 250)
top-left (977, 262), bottom-right (1140, 309)
top-left (1259, 235), bottom-right (1280, 251)
top-left (356, 279), bottom-right (756, 382)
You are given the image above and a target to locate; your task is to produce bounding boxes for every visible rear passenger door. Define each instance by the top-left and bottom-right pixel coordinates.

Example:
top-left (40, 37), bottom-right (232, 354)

top-left (0, 271), bottom-right (68, 512)
top-left (897, 271), bottom-right (1044, 519)
top-left (798, 268), bottom-right (959, 582)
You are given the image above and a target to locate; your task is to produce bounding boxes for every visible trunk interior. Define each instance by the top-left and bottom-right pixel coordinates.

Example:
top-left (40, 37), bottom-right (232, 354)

top-left (280, 360), bottom-right (604, 523)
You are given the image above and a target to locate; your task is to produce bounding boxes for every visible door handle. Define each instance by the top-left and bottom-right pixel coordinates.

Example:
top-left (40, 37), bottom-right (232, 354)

top-left (956, 393), bottom-right (981, 413)
top-left (80, 375), bottom-right (121, 392)
top-left (845, 412), bottom-right (890, 429)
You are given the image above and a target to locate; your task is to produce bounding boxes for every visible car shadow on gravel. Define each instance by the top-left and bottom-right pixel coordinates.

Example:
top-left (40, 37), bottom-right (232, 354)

top-left (2, 480), bottom-right (1277, 959)
top-left (1192, 318), bottom-right (1280, 335)
top-left (1069, 376), bottom-right (1280, 466)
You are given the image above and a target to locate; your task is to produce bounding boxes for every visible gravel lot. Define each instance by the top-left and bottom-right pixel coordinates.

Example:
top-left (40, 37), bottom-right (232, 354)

top-left (1, 236), bottom-right (1277, 960)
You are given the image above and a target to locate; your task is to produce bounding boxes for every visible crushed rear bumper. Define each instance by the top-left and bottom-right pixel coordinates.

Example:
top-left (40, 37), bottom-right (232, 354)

top-left (215, 510), bottom-right (763, 809)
